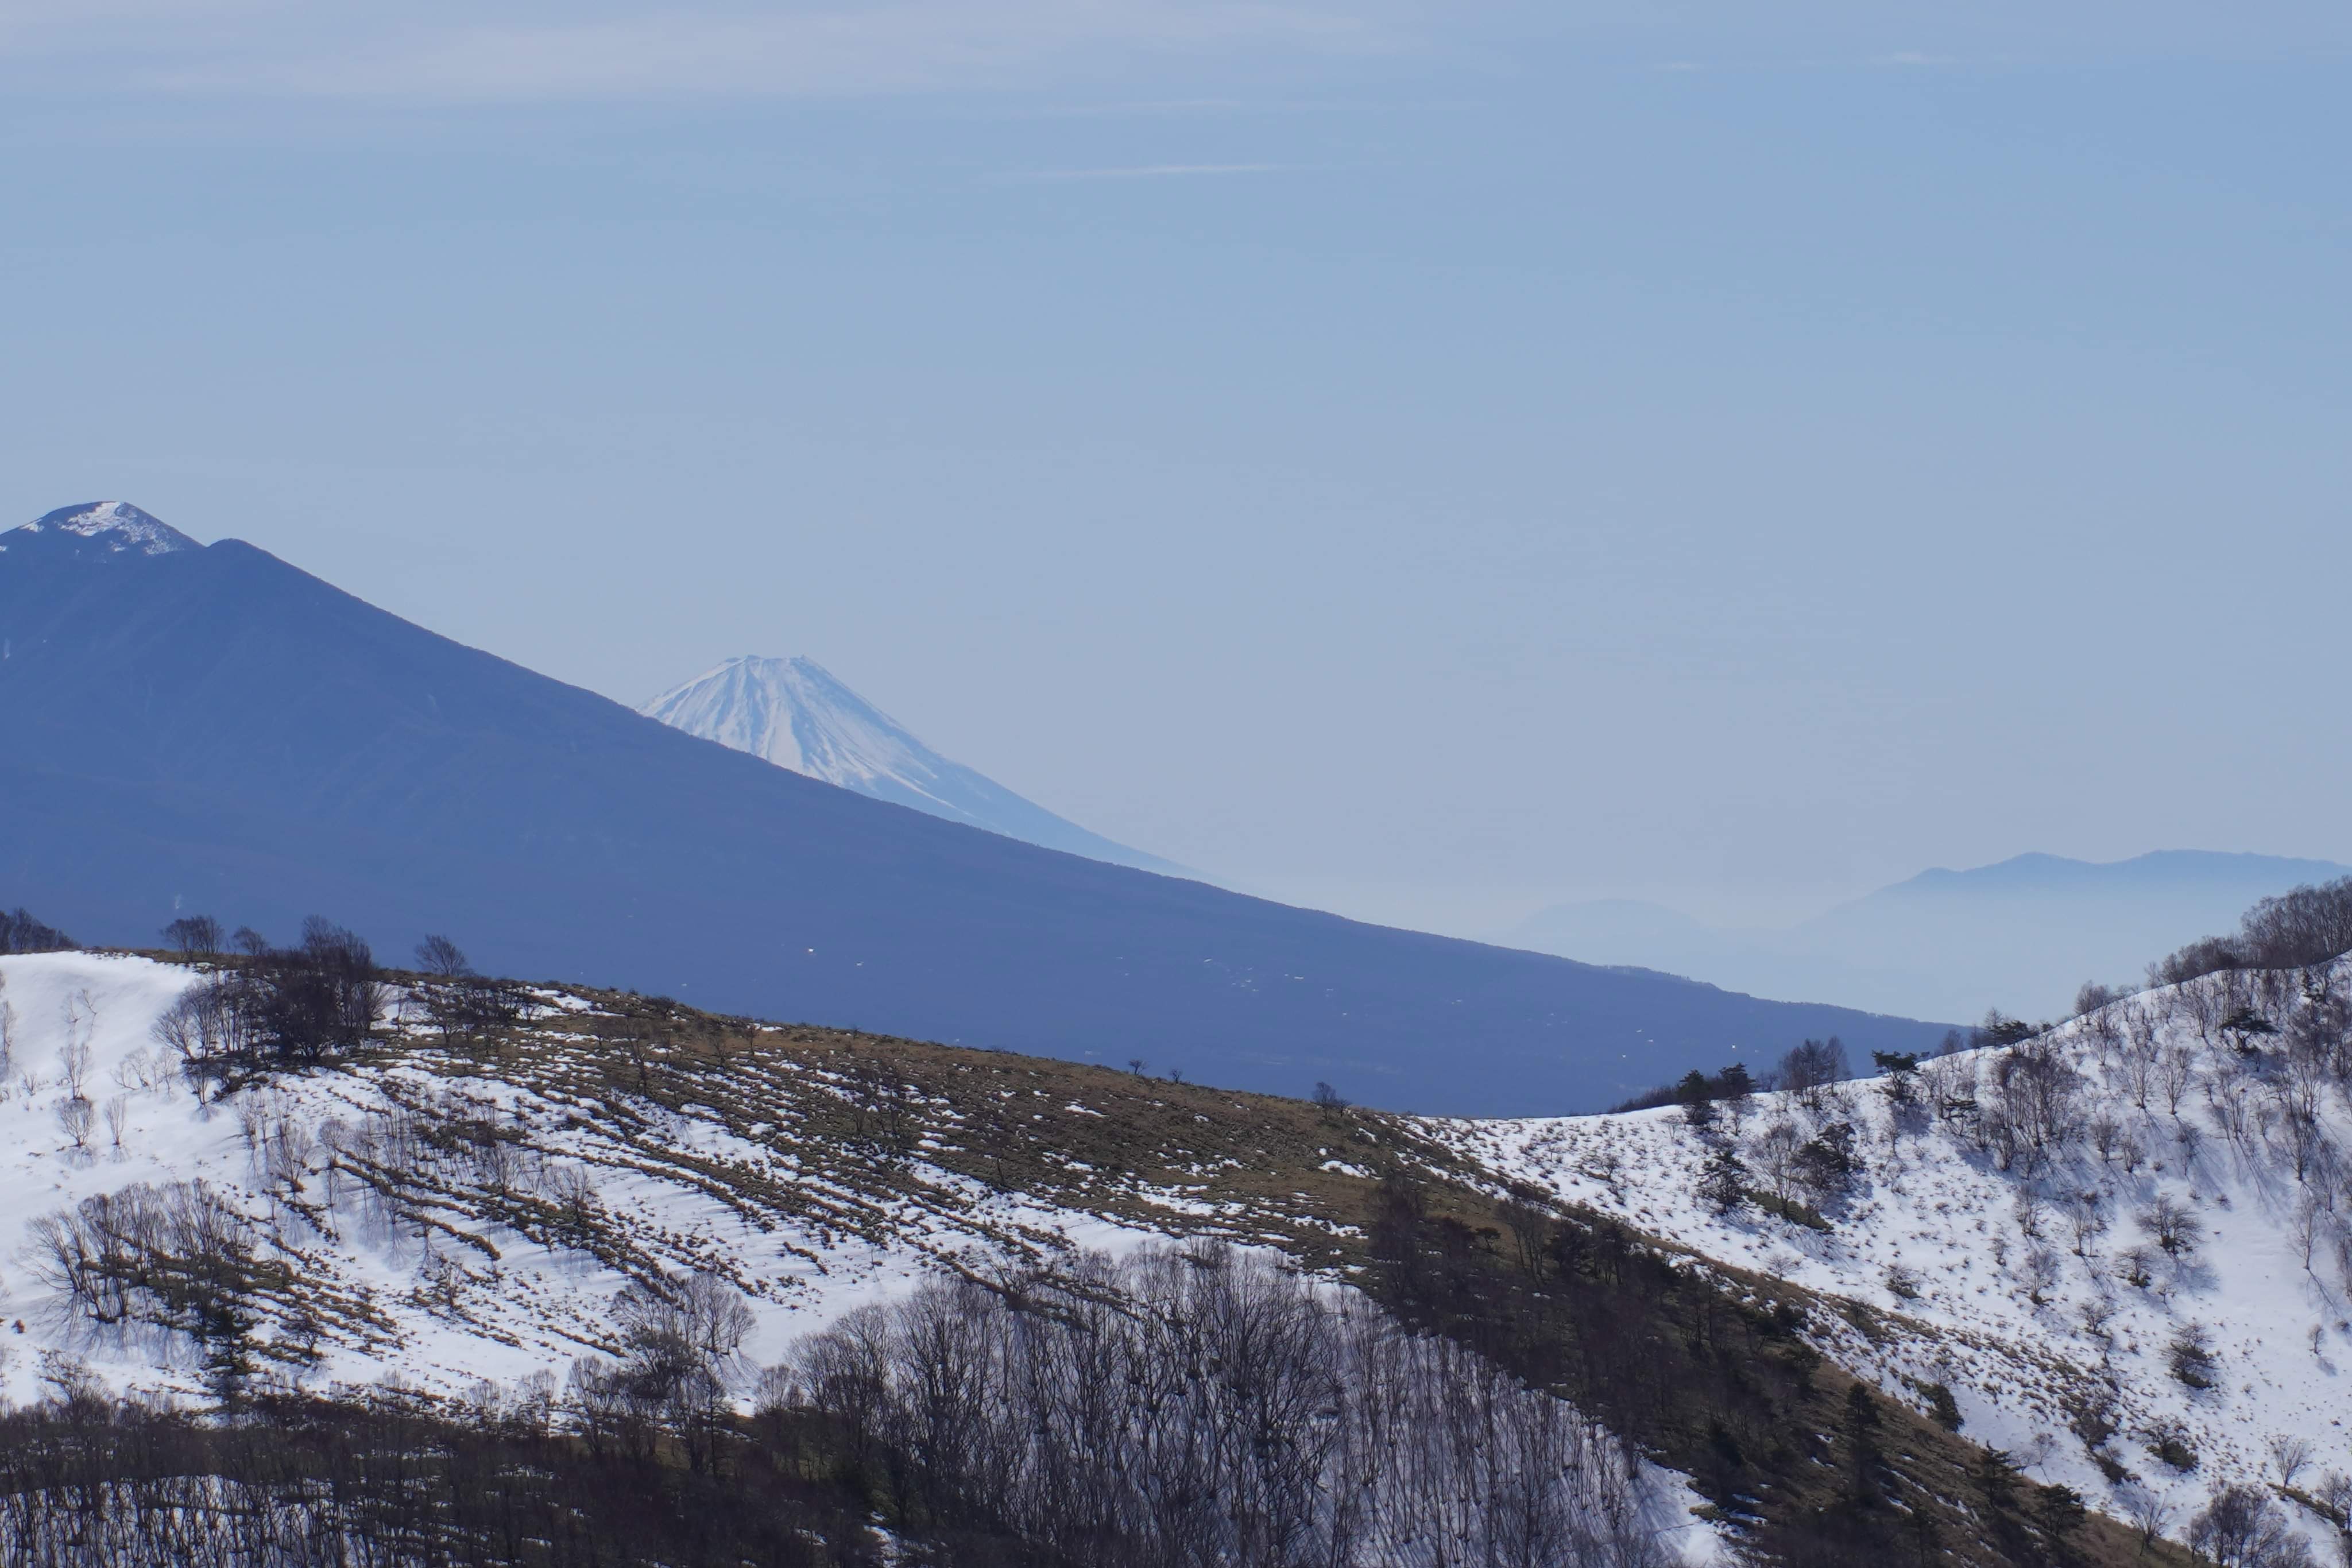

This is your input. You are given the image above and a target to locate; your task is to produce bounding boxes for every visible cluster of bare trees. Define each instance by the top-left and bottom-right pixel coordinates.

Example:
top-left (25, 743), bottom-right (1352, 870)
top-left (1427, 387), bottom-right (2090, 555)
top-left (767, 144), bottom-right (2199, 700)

top-left (570, 1272), bottom-right (757, 1476)
top-left (1614, 1037), bottom-right (1843, 1117)
top-left (1775, 1037), bottom-right (1851, 1104)
top-left (152, 917), bottom-right (384, 1078)
top-left (12, 1228), bottom-right (1668, 1567)
top-left (0, 1380), bottom-right (869, 1567)
top-left (2119, 967), bottom-right (2352, 1263)
top-left (2187, 1482), bottom-right (2329, 1568)
top-left (781, 1244), bottom-right (1669, 1568)
top-left (1910, 960), bottom-right (2352, 1173)
top-left (0, 906), bottom-right (72, 954)
top-left (160, 914), bottom-right (227, 956)
top-left (403, 935), bottom-right (530, 1046)
top-left (2150, 877), bottom-right (2352, 987)
top-left (21, 1074), bottom-right (618, 1401)
top-left (26, 1180), bottom-right (267, 1396)
top-left (1675, 1039), bottom-right (1867, 1217)
top-left (1735, 1115), bottom-right (1860, 1215)
top-left (1978, 1040), bottom-right (2091, 1173)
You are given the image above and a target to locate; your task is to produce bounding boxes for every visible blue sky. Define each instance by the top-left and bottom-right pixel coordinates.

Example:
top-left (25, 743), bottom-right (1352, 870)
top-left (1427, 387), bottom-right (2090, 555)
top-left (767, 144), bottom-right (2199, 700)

top-left (5, 2), bottom-right (2348, 934)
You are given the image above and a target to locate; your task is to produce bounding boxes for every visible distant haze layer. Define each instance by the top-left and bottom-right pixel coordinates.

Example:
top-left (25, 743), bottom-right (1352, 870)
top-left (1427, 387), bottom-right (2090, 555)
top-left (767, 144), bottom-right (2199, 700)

top-left (1508, 851), bottom-right (2352, 1023)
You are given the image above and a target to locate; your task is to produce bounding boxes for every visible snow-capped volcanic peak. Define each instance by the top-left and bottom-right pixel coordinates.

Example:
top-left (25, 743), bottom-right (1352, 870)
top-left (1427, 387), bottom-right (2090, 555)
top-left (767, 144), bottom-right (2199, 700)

top-left (640, 655), bottom-right (1192, 877)
top-left (7, 501), bottom-right (198, 556)
top-left (647, 655), bottom-right (937, 794)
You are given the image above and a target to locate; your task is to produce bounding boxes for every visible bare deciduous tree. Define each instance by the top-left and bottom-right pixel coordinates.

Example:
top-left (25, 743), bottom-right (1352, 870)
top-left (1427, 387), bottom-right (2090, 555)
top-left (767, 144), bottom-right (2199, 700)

top-left (58, 1040), bottom-right (91, 1101)
top-left (2157, 1043), bottom-right (2200, 1117)
top-left (2063, 1189), bottom-right (2109, 1256)
top-left (2138, 1194), bottom-right (2202, 1258)
top-left (2119, 1485), bottom-right (2174, 1557)
top-left (2269, 1434), bottom-right (2315, 1489)
top-left (414, 934), bottom-right (472, 979)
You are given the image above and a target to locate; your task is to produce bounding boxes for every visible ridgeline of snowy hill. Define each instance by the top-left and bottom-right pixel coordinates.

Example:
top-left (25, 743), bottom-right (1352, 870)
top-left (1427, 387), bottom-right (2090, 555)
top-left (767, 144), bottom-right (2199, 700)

top-left (1423, 959), bottom-right (2352, 1558)
top-left (641, 654), bottom-right (1190, 878)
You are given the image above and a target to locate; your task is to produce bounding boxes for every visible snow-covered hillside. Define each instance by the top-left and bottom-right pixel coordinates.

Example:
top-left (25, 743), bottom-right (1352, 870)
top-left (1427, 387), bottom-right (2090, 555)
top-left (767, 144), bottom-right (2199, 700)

top-left (1423, 962), bottom-right (2352, 1551)
top-left (640, 654), bottom-right (1190, 877)
top-left (24, 937), bottom-right (2346, 1559)
top-left (0, 951), bottom-right (1192, 1406)
top-left (0, 948), bottom-right (1727, 1565)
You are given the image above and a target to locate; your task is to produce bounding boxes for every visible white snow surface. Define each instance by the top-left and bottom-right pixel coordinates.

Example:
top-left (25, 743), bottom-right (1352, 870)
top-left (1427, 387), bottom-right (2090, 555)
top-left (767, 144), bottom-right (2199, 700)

top-left (1420, 969), bottom-right (2352, 1545)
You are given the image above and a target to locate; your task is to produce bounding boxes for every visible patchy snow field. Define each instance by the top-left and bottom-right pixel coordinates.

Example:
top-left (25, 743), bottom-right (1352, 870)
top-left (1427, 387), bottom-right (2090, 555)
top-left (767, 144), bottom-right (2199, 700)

top-left (0, 952), bottom-right (1180, 1406)
top-left (1421, 966), bottom-right (2352, 1546)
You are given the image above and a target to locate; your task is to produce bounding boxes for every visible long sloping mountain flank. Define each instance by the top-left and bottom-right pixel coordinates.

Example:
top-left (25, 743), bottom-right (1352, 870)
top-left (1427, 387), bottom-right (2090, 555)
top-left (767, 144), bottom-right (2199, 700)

top-left (0, 506), bottom-right (1952, 1114)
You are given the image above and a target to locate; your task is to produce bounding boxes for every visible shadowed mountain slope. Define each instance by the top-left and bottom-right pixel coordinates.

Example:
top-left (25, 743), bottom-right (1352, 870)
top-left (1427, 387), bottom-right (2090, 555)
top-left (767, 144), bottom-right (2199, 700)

top-left (0, 506), bottom-right (1949, 1114)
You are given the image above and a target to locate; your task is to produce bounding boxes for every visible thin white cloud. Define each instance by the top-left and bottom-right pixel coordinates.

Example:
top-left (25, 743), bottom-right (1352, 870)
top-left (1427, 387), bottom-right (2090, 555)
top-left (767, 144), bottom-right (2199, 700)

top-left (1652, 48), bottom-right (1999, 75)
top-left (991, 161), bottom-right (1293, 182)
top-left (1, 1), bottom-right (1411, 100)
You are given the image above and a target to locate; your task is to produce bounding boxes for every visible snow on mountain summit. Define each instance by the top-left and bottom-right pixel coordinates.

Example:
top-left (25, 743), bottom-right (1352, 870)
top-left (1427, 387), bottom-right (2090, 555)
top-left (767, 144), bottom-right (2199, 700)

top-left (641, 654), bottom-right (1192, 878)
top-left (647, 655), bottom-right (950, 795)
top-left (4, 501), bottom-right (199, 558)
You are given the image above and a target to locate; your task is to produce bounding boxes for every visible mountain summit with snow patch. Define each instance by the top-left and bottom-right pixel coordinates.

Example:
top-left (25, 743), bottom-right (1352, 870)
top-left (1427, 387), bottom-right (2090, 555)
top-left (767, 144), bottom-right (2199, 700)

top-left (2, 501), bottom-right (199, 560)
top-left (643, 654), bottom-right (1190, 878)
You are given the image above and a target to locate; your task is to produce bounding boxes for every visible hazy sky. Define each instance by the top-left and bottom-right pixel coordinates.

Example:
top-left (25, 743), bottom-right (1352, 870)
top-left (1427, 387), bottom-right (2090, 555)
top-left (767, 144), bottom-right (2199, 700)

top-left (6, 3), bottom-right (2348, 935)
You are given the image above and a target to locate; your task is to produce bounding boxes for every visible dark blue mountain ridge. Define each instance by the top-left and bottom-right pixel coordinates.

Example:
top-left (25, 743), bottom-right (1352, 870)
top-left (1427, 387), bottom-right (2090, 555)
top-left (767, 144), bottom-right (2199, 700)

top-left (0, 505), bottom-right (1951, 1114)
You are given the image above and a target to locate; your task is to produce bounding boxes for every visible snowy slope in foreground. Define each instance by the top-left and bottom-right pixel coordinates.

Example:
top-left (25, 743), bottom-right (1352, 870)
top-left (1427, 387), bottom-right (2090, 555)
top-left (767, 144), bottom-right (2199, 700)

top-left (0, 952), bottom-right (1173, 1404)
top-left (641, 655), bottom-right (1190, 877)
top-left (0, 950), bottom-right (1726, 1562)
top-left (1425, 967), bottom-right (2352, 1546)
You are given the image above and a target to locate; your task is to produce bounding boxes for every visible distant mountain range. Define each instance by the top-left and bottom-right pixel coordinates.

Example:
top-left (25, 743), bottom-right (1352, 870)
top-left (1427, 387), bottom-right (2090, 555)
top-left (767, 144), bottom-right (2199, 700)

top-left (642, 655), bottom-right (1186, 877)
top-left (1509, 849), bottom-right (2352, 1023)
top-left (0, 501), bottom-right (1951, 1116)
